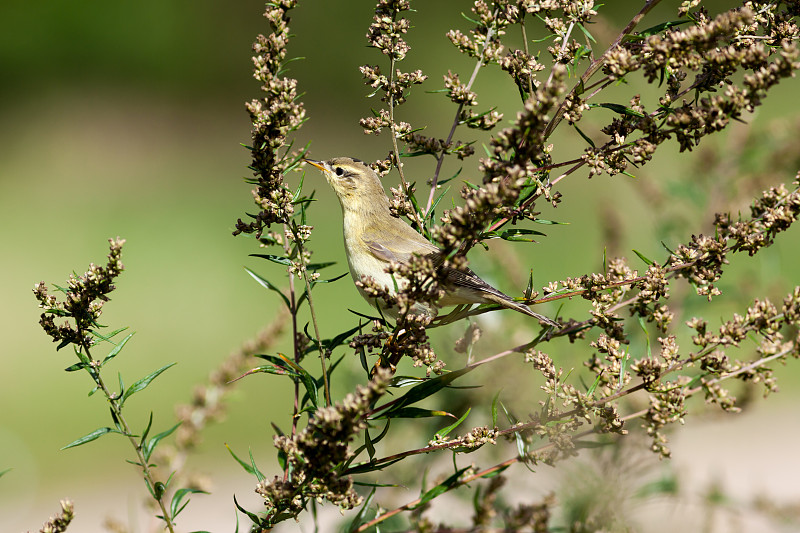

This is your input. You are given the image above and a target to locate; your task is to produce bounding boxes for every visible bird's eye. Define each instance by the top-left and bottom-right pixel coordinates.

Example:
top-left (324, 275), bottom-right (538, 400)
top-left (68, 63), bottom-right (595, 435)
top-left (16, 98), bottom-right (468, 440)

top-left (335, 167), bottom-right (345, 176)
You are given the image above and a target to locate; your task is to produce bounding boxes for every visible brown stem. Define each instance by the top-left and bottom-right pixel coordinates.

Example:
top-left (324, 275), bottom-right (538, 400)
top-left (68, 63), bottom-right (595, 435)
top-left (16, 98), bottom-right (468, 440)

top-left (426, 19), bottom-right (497, 214)
top-left (543, 0), bottom-right (665, 139)
top-left (283, 224), bottom-right (301, 479)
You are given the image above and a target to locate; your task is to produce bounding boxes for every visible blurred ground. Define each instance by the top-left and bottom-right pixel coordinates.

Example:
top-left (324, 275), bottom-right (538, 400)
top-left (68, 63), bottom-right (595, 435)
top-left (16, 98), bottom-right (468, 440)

top-left (2, 1), bottom-right (800, 532)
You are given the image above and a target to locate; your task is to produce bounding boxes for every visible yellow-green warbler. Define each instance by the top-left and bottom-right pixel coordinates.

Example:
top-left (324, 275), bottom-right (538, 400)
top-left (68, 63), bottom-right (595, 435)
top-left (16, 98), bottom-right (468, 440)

top-left (306, 157), bottom-right (557, 326)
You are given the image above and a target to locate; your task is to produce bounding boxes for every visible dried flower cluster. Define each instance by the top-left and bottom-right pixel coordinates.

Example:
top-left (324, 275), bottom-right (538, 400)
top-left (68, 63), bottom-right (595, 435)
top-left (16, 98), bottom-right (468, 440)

top-left (354, 253), bottom-right (452, 374)
top-left (34, 237), bottom-right (125, 349)
top-left (233, 1), bottom-right (305, 238)
top-left (36, 500), bottom-right (74, 533)
top-left (435, 71), bottom-right (565, 255)
top-left (580, 3), bottom-right (800, 179)
top-left (360, 0), bottom-right (427, 129)
top-left (254, 369), bottom-right (391, 524)
top-left (230, 1), bottom-right (800, 530)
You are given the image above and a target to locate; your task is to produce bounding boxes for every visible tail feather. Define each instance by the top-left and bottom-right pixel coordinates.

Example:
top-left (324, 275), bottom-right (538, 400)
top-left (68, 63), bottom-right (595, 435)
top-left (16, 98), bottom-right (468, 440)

top-left (482, 292), bottom-right (559, 327)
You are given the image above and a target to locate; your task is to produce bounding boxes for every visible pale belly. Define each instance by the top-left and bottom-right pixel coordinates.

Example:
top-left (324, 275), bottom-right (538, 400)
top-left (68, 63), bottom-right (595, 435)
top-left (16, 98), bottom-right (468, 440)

top-left (343, 235), bottom-right (486, 318)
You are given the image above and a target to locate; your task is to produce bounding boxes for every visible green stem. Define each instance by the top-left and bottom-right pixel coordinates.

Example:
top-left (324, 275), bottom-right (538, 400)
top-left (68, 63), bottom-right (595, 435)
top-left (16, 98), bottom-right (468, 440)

top-left (294, 235), bottom-right (331, 407)
top-left (81, 341), bottom-right (177, 533)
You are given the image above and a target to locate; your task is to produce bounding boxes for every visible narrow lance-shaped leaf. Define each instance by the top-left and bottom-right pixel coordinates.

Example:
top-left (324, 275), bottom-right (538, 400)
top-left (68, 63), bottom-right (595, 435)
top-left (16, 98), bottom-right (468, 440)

top-left (411, 466), bottom-right (471, 509)
top-left (121, 362), bottom-right (176, 405)
top-left (375, 407), bottom-right (453, 420)
top-left (142, 422), bottom-right (181, 462)
top-left (347, 487), bottom-right (377, 533)
top-left (226, 444), bottom-right (266, 482)
top-left (379, 366), bottom-right (473, 417)
top-left (101, 332), bottom-right (135, 366)
top-left (61, 427), bottom-right (123, 450)
top-left (244, 267), bottom-right (291, 309)
top-left (435, 407), bottom-right (471, 438)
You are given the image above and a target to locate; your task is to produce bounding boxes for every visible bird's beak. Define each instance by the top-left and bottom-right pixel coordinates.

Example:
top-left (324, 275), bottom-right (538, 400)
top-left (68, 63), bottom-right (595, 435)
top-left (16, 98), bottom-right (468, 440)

top-left (304, 159), bottom-right (326, 172)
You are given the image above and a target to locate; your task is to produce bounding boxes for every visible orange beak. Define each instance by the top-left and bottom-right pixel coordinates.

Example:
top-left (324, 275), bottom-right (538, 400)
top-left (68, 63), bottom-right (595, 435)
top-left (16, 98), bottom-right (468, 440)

top-left (304, 159), bottom-right (326, 172)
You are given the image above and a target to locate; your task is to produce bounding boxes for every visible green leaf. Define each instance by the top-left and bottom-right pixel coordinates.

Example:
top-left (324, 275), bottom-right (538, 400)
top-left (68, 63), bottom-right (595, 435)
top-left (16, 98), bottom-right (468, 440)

top-left (291, 171), bottom-right (305, 202)
top-left (171, 488), bottom-right (208, 519)
top-left (101, 333), bottom-right (135, 366)
top-left (435, 408), bottom-right (470, 438)
top-left (626, 19), bottom-right (691, 40)
top-left (142, 422), bottom-right (181, 462)
top-left (244, 267), bottom-right (291, 309)
top-left (271, 353), bottom-right (318, 409)
top-left (141, 412), bottom-right (154, 444)
top-left (226, 445), bottom-right (266, 482)
top-left (248, 362), bottom-right (296, 378)
top-left (121, 363), bottom-right (176, 405)
top-left (524, 270), bottom-right (534, 300)
top-left (577, 22), bottom-right (597, 43)
top-left (0, 468), bottom-right (12, 478)
top-left (313, 272), bottom-right (348, 284)
top-left (586, 372), bottom-right (603, 396)
top-left (61, 427), bottom-right (122, 450)
top-left (249, 449), bottom-right (265, 483)
top-left (306, 261), bottom-right (336, 271)
top-left (481, 228), bottom-right (546, 243)
top-left (376, 407), bottom-right (453, 420)
top-left (573, 123), bottom-right (596, 148)
top-left (89, 326), bottom-right (130, 344)
top-left (63, 362), bottom-right (89, 372)
top-left (590, 102), bottom-right (646, 117)
top-left (425, 185), bottom-right (451, 224)
top-left (491, 391), bottom-right (502, 428)
top-left (500, 401), bottom-right (527, 458)
top-left (529, 218), bottom-right (569, 225)
top-left (411, 467), bottom-right (470, 509)
top-left (234, 494), bottom-right (261, 526)
top-left (500, 228), bottom-right (546, 242)
top-left (380, 367), bottom-right (473, 417)
top-left (632, 249), bottom-right (654, 266)
top-left (634, 473), bottom-right (679, 499)
top-left (249, 254), bottom-right (293, 266)
top-left (347, 487), bottom-right (376, 533)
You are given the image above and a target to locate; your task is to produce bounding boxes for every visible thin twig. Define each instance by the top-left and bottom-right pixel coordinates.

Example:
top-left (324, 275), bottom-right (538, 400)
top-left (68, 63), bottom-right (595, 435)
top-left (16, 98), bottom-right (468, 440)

top-left (294, 233), bottom-right (332, 407)
top-left (387, 12), bottom-right (426, 232)
top-left (543, 0), bottom-right (664, 139)
top-left (425, 20), bottom-right (497, 214)
top-left (283, 224), bottom-right (301, 478)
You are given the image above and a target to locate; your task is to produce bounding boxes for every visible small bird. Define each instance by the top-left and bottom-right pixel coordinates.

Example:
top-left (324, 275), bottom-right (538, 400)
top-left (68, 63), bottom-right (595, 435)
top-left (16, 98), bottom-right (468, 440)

top-left (305, 157), bottom-right (557, 326)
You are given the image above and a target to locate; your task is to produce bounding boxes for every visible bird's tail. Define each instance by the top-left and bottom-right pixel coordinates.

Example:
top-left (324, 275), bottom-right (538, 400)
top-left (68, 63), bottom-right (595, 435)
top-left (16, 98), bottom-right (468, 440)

top-left (483, 293), bottom-right (559, 326)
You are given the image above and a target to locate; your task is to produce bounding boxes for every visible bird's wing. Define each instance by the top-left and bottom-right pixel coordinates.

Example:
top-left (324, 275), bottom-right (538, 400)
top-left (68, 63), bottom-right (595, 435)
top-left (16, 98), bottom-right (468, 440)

top-left (363, 240), bottom-right (399, 263)
top-left (361, 223), bottom-right (439, 265)
top-left (442, 265), bottom-right (507, 298)
top-left (361, 223), bottom-right (517, 303)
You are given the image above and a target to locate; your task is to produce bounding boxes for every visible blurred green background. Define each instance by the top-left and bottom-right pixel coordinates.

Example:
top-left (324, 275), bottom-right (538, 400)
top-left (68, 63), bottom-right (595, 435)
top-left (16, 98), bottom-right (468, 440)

top-left (2, 1), bottom-right (800, 531)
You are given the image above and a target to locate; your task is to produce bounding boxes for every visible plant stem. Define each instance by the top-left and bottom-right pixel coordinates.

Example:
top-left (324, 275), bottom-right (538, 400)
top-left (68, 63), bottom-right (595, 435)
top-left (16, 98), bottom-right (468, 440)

top-left (294, 234), bottom-right (331, 407)
top-left (426, 17), bottom-right (497, 214)
top-left (543, 0), bottom-right (664, 139)
top-left (81, 342), bottom-right (177, 533)
top-left (387, 16), bottom-right (426, 233)
top-left (283, 224), bottom-right (301, 478)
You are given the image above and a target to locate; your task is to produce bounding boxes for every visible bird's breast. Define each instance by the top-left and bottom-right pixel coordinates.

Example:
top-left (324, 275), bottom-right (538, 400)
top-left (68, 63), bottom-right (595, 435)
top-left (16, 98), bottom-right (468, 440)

top-left (342, 215), bottom-right (402, 296)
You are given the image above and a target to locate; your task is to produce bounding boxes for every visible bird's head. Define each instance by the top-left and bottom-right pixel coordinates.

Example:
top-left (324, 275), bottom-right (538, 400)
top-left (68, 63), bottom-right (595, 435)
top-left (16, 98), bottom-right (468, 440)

top-left (305, 157), bottom-right (389, 213)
